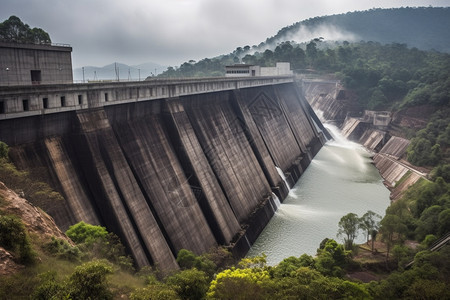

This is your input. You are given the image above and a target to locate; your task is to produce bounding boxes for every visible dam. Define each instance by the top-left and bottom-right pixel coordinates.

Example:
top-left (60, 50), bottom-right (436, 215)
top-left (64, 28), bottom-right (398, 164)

top-left (0, 76), bottom-right (327, 272)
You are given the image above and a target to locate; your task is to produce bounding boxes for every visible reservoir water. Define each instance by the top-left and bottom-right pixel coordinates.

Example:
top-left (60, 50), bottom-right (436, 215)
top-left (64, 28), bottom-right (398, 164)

top-left (247, 124), bottom-right (391, 265)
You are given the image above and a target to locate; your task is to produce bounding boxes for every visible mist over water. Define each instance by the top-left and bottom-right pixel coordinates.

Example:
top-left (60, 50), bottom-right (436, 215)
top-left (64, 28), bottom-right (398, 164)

top-left (247, 124), bottom-right (390, 265)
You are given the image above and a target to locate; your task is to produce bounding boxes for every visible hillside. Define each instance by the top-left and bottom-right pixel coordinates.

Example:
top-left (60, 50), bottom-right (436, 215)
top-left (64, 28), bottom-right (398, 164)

top-left (0, 181), bottom-right (71, 275)
top-left (267, 7), bottom-right (450, 53)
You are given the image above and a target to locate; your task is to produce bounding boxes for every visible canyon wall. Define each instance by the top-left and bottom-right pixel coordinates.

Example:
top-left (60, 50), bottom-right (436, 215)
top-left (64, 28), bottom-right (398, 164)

top-left (0, 82), bottom-right (325, 272)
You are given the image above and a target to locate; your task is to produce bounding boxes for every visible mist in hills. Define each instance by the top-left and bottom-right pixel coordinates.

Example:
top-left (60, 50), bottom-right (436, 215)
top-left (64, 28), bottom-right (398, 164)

top-left (72, 62), bottom-right (167, 82)
top-left (265, 7), bottom-right (450, 53)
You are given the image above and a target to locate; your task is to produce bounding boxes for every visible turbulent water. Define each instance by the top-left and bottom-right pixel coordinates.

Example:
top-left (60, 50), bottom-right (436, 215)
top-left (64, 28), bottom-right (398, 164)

top-left (247, 124), bottom-right (391, 265)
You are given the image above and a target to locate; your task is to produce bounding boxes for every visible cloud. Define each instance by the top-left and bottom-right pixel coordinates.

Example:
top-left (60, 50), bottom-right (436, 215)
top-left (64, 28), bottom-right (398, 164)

top-left (284, 24), bottom-right (359, 44)
top-left (1, 0), bottom-right (449, 68)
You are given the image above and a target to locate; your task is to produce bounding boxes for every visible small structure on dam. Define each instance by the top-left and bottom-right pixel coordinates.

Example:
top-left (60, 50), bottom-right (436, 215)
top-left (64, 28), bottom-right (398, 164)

top-left (0, 76), bottom-right (327, 272)
top-left (0, 41), bottom-right (73, 86)
top-left (225, 62), bottom-right (293, 77)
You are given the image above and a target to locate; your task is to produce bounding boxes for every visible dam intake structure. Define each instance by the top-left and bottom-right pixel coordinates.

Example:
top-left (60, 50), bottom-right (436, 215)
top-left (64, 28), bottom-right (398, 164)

top-left (0, 77), bottom-right (327, 272)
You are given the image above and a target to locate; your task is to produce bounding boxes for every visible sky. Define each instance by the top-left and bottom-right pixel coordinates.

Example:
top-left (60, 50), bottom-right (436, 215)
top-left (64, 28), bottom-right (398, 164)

top-left (1, 0), bottom-right (449, 69)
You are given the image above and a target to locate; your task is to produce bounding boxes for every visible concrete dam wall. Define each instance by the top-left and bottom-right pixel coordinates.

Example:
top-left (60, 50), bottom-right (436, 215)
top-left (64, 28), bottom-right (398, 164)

top-left (0, 81), bottom-right (326, 272)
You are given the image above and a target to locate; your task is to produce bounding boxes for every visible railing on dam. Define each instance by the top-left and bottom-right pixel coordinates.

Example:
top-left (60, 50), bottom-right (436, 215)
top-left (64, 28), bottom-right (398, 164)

top-left (0, 76), bottom-right (293, 120)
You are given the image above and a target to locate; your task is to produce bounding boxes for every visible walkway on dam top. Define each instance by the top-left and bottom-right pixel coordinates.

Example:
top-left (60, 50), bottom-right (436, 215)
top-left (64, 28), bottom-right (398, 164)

top-left (0, 76), bottom-right (294, 120)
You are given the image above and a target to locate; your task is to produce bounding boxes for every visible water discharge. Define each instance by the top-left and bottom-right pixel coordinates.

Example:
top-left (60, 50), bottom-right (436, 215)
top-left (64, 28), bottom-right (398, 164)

top-left (247, 124), bottom-right (391, 265)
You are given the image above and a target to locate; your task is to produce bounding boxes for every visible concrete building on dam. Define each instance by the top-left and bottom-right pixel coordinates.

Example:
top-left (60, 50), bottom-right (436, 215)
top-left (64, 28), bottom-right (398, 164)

top-left (0, 41), bottom-right (73, 86)
top-left (0, 43), bottom-right (328, 272)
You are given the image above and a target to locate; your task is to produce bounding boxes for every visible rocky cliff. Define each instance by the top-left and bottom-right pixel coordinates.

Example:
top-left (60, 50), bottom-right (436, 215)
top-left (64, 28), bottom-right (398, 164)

top-left (0, 181), bottom-right (72, 275)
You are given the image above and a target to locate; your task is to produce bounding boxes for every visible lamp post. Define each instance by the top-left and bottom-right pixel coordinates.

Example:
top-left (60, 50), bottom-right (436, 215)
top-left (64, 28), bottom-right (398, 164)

top-left (5, 67), bottom-right (10, 86)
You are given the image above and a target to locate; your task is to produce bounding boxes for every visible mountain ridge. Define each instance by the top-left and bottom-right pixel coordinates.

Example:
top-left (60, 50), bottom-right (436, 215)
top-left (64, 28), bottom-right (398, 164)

top-left (266, 7), bottom-right (450, 52)
top-left (72, 61), bottom-right (167, 82)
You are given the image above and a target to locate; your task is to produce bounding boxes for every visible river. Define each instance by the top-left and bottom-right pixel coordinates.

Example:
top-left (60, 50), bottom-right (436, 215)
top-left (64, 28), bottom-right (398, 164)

top-left (247, 124), bottom-right (391, 265)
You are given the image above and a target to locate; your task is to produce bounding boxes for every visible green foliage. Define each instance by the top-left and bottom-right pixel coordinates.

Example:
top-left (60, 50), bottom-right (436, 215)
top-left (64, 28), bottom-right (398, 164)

top-left (359, 210), bottom-right (381, 253)
top-left (406, 111), bottom-right (450, 167)
top-left (0, 16), bottom-right (51, 44)
top-left (66, 260), bottom-right (113, 300)
top-left (432, 164), bottom-right (450, 182)
top-left (0, 157), bottom-right (65, 214)
top-left (421, 234), bottom-right (437, 248)
top-left (315, 239), bottom-right (350, 277)
top-left (270, 255), bottom-right (314, 278)
top-left (45, 236), bottom-right (82, 262)
top-left (369, 247), bottom-right (450, 299)
top-left (31, 271), bottom-right (65, 300)
top-left (66, 221), bottom-right (108, 244)
top-left (176, 249), bottom-right (216, 277)
top-left (0, 214), bottom-right (35, 264)
top-left (130, 284), bottom-right (179, 300)
top-left (66, 221), bottom-right (134, 271)
top-left (337, 212), bottom-right (360, 250)
top-left (207, 267), bottom-right (273, 300)
top-left (415, 205), bottom-right (443, 242)
top-left (166, 268), bottom-right (209, 300)
top-left (392, 244), bottom-right (414, 269)
top-left (380, 214), bottom-right (408, 259)
top-left (32, 260), bottom-right (114, 300)
top-left (0, 141), bottom-right (8, 160)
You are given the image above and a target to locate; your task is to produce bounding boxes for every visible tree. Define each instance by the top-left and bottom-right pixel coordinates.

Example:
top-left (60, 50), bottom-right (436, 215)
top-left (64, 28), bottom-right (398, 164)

top-left (207, 267), bottom-right (272, 300)
top-left (315, 239), bottom-right (349, 277)
top-left (437, 209), bottom-right (450, 236)
top-left (166, 269), bottom-right (209, 300)
top-left (379, 214), bottom-right (407, 259)
top-left (337, 213), bottom-right (360, 250)
top-left (359, 210), bottom-right (382, 251)
top-left (0, 16), bottom-right (51, 44)
top-left (306, 40), bottom-right (318, 66)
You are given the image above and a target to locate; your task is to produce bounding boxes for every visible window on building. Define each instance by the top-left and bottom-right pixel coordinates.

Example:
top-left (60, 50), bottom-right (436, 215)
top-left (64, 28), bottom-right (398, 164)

top-left (43, 97), bottom-right (49, 109)
top-left (23, 99), bottom-right (29, 111)
top-left (104, 93), bottom-right (109, 102)
top-left (78, 95), bottom-right (83, 105)
top-left (0, 101), bottom-right (4, 114)
top-left (60, 96), bottom-right (66, 107)
top-left (30, 70), bottom-right (42, 85)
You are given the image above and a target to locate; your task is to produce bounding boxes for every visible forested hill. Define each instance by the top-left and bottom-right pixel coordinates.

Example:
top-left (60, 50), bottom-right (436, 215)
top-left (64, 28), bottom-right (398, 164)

top-left (268, 7), bottom-right (450, 53)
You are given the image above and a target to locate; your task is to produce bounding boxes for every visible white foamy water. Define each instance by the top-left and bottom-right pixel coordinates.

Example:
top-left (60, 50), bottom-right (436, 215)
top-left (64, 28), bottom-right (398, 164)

top-left (247, 124), bottom-right (390, 265)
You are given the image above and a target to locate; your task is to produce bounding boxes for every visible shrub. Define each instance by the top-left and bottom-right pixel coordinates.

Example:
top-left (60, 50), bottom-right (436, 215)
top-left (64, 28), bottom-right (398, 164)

top-left (176, 249), bottom-right (216, 277)
top-left (0, 214), bottom-right (35, 264)
top-left (66, 260), bottom-right (113, 300)
top-left (45, 236), bottom-right (81, 262)
top-left (166, 269), bottom-right (209, 300)
top-left (0, 141), bottom-right (8, 160)
top-left (66, 221), bottom-right (134, 271)
top-left (66, 221), bottom-right (108, 244)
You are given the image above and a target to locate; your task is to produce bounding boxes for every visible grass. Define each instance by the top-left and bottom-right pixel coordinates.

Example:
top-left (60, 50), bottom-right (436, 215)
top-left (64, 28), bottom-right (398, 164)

top-left (394, 170), bottom-right (412, 188)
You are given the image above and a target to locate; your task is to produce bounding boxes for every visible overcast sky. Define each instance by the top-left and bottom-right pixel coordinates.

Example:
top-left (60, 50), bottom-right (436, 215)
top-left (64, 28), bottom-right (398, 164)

top-left (1, 0), bottom-right (449, 69)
